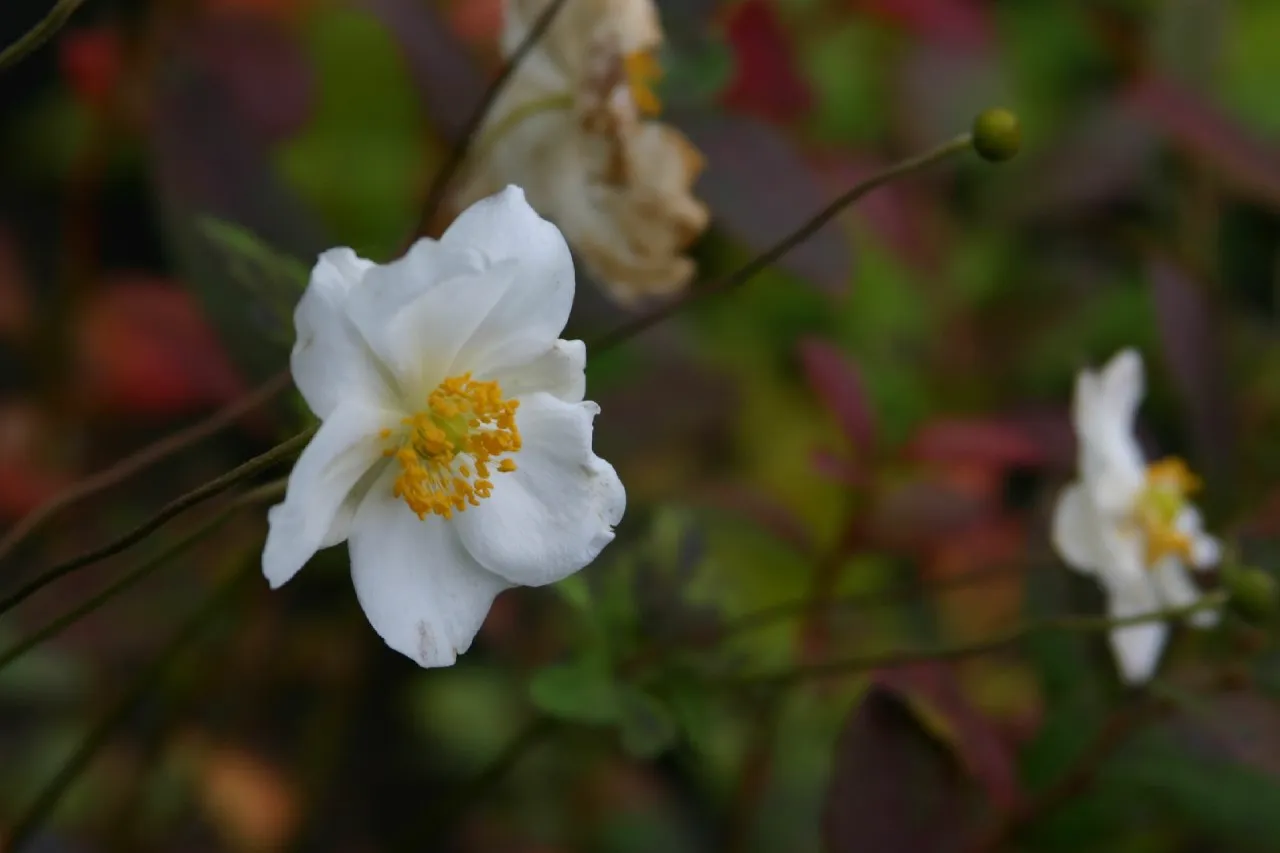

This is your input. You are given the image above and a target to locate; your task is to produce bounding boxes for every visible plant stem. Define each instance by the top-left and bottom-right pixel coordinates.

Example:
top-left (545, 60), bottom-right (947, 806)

top-left (0, 429), bottom-right (311, 619)
top-left (730, 593), bottom-right (1230, 687)
top-left (414, 0), bottom-right (573, 237)
top-left (0, 369), bottom-right (290, 565)
top-left (0, 480), bottom-right (285, 674)
top-left (589, 132), bottom-right (976, 354)
top-left (0, 0), bottom-right (86, 72)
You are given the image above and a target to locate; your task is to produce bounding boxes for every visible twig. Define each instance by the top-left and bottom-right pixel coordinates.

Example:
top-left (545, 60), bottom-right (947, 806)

top-left (0, 0), bottom-right (86, 72)
top-left (729, 593), bottom-right (1229, 687)
top-left (589, 132), bottom-right (975, 353)
top-left (0, 480), bottom-right (285, 674)
top-left (0, 428), bottom-right (312, 619)
top-left (1, 561), bottom-right (255, 852)
top-left (414, 0), bottom-right (573, 236)
top-left (0, 369), bottom-right (291, 565)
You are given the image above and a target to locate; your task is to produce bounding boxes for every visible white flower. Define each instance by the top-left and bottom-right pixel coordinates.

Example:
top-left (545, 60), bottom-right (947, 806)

top-left (454, 0), bottom-right (709, 306)
top-left (262, 187), bottom-right (626, 668)
top-left (1051, 348), bottom-right (1220, 685)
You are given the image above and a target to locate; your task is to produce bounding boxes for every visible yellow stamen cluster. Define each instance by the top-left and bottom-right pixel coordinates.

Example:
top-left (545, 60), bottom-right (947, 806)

top-left (1134, 457), bottom-right (1201, 566)
top-left (624, 50), bottom-right (663, 116)
top-left (383, 373), bottom-right (521, 520)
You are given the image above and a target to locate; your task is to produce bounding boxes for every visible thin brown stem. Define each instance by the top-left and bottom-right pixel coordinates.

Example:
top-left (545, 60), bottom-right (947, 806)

top-left (0, 480), bottom-right (285, 674)
top-left (589, 133), bottom-right (975, 354)
top-left (0, 427), bottom-right (311, 619)
top-left (0, 369), bottom-right (291, 565)
top-left (414, 0), bottom-right (573, 237)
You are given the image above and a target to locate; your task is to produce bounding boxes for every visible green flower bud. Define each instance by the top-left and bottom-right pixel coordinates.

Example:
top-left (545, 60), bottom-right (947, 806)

top-left (1223, 563), bottom-right (1279, 624)
top-left (972, 108), bottom-right (1021, 163)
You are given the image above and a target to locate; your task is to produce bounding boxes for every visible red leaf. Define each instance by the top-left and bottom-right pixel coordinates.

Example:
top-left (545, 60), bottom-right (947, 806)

top-left (906, 417), bottom-right (1047, 469)
top-left (189, 14), bottom-right (315, 144)
top-left (823, 687), bottom-right (978, 853)
top-left (1127, 72), bottom-right (1280, 210)
top-left (850, 0), bottom-right (993, 51)
top-left (75, 277), bottom-right (247, 418)
top-left (59, 27), bottom-right (124, 111)
top-left (719, 0), bottom-right (812, 123)
top-left (811, 446), bottom-right (861, 484)
top-left (877, 662), bottom-right (1021, 813)
top-left (0, 227), bottom-right (31, 341)
top-left (0, 403), bottom-right (71, 520)
top-left (798, 338), bottom-right (876, 453)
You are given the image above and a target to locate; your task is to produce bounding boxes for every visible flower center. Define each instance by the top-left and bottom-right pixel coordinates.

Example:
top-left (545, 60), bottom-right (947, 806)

top-left (381, 373), bottom-right (521, 520)
top-left (624, 49), bottom-right (662, 116)
top-left (1133, 457), bottom-right (1200, 567)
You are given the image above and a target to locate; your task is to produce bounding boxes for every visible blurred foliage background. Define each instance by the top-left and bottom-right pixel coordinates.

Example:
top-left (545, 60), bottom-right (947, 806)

top-left (4, 0), bottom-right (1280, 851)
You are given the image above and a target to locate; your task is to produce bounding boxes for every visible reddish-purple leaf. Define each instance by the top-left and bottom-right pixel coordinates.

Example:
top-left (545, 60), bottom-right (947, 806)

top-left (190, 15), bottom-right (314, 144)
top-left (688, 483), bottom-right (814, 555)
top-left (798, 337), bottom-right (877, 453)
top-left (906, 418), bottom-right (1047, 469)
top-left (671, 110), bottom-right (853, 291)
top-left (148, 30), bottom-right (328, 384)
top-left (851, 0), bottom-right (993, 50)
top-left (361, 0), bottom-right (487, 142)
top-left (877, 662), bottom-right (1021, 813)
top-left (1006, 102), bottom-right (1157, 218)
top-left (824, 687), bottom-right (978, 853)
top-left (1146, 251), bottom-right (1233, 485)
top-left (720, 0), bottom-right (812, 123)
top-left (866, 476), bottom-right (991, 555)
top-left (1127, 72), bottom-right (1280, 210)
top-left (811, 446), bottom-right (861, 485)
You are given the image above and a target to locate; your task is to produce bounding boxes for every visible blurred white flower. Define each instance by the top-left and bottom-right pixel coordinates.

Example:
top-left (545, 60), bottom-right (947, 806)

top-left (262, 187), bottom-right (626, 668)
top-left (1051, 348), bottom-right (1220, 685)
top-left (455, 0), bottom-right (709, 306)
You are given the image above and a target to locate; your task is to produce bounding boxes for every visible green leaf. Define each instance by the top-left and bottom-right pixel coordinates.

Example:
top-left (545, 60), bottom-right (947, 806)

top-left (279, 7), bottom-right (427, 259)
top-left (617, 686), bottom-right (678, 759)
top-left (553, 573), bottom-right (593, 613)
top-left (529, 659), bottom-right (620, 725)
top-left (1105, 731), bottom-right (1280, 848)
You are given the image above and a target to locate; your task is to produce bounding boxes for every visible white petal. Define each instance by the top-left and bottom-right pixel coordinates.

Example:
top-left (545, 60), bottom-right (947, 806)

top-left (344, 239), bottom-right (505, 397)
top-left (292, 248), bottom-right (391, 418)
top-left (1073, 349), bottom-right (1147, 514)
top-left (1152, 557), bottom-right (1220, 629)
top-left (441, 187), bottom-right (577, 375)
top-left (455, 392), bottom-right (625, 586)
top-left (348, 468), bottom-right (511, 668)
top-left (1051, 482), bottom-right (1106, 574)
top-left (262, 403), bottom-right (396, 588)
top-left (1174, 507), bottom-right (1222, 570)
top-left (1106, 584), bottom-right (1168, 685)
top-left (484, 339), bottom-right (586, 403)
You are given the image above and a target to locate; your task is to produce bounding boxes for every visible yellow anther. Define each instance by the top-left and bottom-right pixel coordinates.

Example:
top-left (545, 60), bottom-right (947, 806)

top-left (624, 50), bottom-right (662, 116)
top-left (381, 373), bottom-right (521, 519)
top-left (1134, 456), bottom-right (1200, 566)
